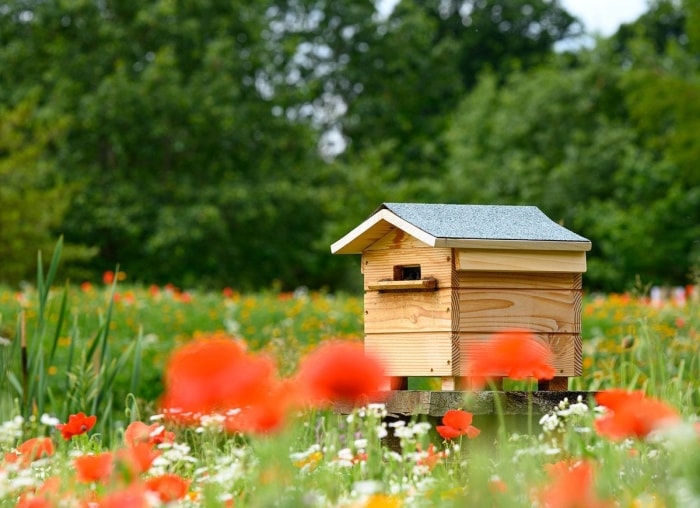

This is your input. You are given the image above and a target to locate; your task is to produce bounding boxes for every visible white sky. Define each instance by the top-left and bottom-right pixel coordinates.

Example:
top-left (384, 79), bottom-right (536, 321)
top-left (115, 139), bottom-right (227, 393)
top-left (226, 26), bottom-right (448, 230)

top-left (561, 0), bottom-right (649, 36)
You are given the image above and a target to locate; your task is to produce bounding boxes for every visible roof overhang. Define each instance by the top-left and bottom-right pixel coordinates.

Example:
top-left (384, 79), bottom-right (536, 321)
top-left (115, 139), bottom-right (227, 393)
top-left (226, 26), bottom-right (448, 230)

top-left (331, 209), bottom-right (592, 254)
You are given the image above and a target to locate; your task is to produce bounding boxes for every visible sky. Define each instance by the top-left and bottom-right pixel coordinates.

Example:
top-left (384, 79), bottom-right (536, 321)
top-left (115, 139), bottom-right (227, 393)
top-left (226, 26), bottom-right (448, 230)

top-left (561, 0), bottom-right (649, 36)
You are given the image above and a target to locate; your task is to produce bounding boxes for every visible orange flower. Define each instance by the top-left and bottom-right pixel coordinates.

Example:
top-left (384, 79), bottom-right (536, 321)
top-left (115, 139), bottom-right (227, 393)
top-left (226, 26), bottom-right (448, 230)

top-left (16, 437), bottom-right (55, 463)
top-left (56, 412), bottom-right (97, 440)
top-left (594, 389), bottom-right (680, 440)
top-left (74, 452), bottom-right (114, 483)
top-left (123, 421), bottom-right (174, 447)
top-left (117, 442), bottom-right (161, 476)
top-left (435, 409), bottom-right (480, 440)
top-left (223, 380), bottom-right (298, 435)
top-left (160, 337), bottom-right (278, 416)
top-left (98, 483), bottom-right (149, 508)
top-left (415, 443), bottom-right (445, 470)
top-left (295, 341), bottom-right (385, 407)
top-left (467, 329), bottom-right (555, 387)
top-left (102, 271), bottom-right (115, 284)
top-left (539, 459), bottom-right (612, 508)
top-left (145, 474), bottom-right (190, 503)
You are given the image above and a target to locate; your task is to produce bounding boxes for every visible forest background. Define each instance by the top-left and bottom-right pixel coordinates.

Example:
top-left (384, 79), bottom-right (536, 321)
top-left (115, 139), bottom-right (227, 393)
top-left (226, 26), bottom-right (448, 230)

top-left (1, 0), bottom-right (699, 293)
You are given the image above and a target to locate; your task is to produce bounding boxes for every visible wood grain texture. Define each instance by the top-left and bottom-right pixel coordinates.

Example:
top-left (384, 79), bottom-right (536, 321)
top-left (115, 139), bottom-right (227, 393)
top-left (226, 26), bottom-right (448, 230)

top-left (456, 248), bottom-right (586, 273)
top-left (367, 278), bottom-right (437, 291)
top-left (365, 288), bottom-right (454, 333)
top-left (458, 271), bottom-right (581, 289)
top-left (365, 332), bottom-right (455, 376)
top-left (362, 230), bottom-right (453, 290)
top-left (458, 288), bottom-right (582, 333)
top-left (458, 332), bottom-right (581, 377)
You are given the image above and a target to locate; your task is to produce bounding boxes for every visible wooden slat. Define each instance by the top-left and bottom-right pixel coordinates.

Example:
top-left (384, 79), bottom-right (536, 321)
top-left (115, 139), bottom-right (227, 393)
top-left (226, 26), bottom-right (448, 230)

top-left (367, 278), bottom-right (437, 291)
top-left (456, 248), bottom-right (586, 273)
top-left (365, 288), bottom-right (454, 333)
top-left (458, 288), bottom-right (582, 334)
top-left (366, 228), bottom-right (433, 251)
top-left (458, 271), bottom-right (581, 290)
top-left (459, 332), bottom-right (582, 377)
top-left (365, 332), bottom-right (455, 376)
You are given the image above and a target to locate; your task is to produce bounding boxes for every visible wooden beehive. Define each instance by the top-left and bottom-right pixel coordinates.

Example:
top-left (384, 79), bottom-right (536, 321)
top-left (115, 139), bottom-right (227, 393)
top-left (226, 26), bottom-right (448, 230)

top-left (331, 203), bottom-right (592, 391)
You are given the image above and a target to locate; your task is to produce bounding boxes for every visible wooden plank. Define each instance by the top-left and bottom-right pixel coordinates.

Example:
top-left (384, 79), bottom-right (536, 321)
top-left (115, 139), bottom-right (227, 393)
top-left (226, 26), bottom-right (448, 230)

top-left (435, 238), bottom-right (591, 252)
top-left (458, 271), bottom-right (581, 290)
top-left (456, 248), bottom-right (586, 273)
top-left (458, 288), bottom-right (582, 334)
top-left (367, 278), bottom-right (437, 291)
top-left (459, 332), bottom-right (582, 377)
top-left (365, 288), bottom-right (454, 334)
top-left (365, 332), bottom-right (456, 376)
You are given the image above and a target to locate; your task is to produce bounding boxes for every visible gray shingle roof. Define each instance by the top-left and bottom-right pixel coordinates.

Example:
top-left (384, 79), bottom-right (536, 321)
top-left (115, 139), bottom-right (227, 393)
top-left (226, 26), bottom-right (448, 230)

top-left (378, 203), bottom-right (590, 243)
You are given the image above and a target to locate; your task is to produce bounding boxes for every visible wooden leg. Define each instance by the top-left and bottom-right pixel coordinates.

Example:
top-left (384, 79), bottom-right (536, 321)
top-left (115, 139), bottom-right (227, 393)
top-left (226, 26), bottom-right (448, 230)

top-left (538, 377), bottom-right (569, 391)
top-left (381, 376), bottom-right (408, 391)
top-left (440, 377), bottom-right (456, 391)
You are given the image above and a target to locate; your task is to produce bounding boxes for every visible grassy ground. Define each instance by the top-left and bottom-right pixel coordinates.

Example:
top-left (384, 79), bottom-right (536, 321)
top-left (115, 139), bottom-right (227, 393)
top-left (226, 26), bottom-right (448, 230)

top-left (0, 278), bottom-right (698, 506)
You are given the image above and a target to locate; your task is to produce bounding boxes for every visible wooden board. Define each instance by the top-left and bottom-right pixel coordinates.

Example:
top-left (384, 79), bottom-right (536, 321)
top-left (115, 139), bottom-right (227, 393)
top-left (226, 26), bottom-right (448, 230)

top-left (365, 332), bottom-right (458, 376)
top-left (456, 248), bottom-right (586, 273)
top-left (458, 288), bottom-right (582, 334)
top-left (459, 332), bottom-right (582, 377)
top-left (459, 271), bottom-right (582, 290)
top-left (365, 288), bottom-right (456, 334)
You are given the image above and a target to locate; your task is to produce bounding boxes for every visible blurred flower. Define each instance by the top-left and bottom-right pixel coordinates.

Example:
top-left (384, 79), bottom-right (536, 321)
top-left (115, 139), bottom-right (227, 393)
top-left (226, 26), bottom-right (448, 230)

top-left (16, 437), bottom-right (55, 463)
top-left (124, 421), bottom-right (174, 447)
top-left (145, 473), bottom-right (190, 503)
top-left (415, 443), bottom-right (445, 470)
top-left (594, 389), bottom-right (679, 440)
top-left (116, 442), bottom-right (161, 475)
top-left (466, 329), bottom-right (555, 387)
top-left (80, 281), bottom-right (93, 292)
top-left (295, 341), bottom-right (385, 407)
top-left (102, 271), bottom-right (115, 284)
top-left (435, 409), bottom-right (480, 441)
top-left (98, 483), bottom-right (149, 508)
top-left (160, 336), bottom-right (278, 416)
top-left (56, 412), bottom-right (97, 440)
top-left (539, 459), bottom-right (612, 508)
top-left (75, 452), bottom-right (114, 483)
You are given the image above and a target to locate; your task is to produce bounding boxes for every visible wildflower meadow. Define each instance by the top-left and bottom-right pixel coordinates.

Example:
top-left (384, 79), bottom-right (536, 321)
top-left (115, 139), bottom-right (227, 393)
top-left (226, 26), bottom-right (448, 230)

top-left (0, 243), bottom-right (699, 507)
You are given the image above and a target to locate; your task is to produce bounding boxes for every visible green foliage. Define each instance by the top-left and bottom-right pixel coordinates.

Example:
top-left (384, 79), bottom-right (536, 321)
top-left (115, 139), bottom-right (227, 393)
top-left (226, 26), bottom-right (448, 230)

top-left (1, 0), bottom-right (699, 291)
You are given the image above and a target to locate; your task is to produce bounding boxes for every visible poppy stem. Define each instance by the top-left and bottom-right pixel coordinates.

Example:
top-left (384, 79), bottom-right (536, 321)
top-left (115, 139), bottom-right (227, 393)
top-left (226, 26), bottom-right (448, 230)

top-left (488, 379), bottom-right (507, 446)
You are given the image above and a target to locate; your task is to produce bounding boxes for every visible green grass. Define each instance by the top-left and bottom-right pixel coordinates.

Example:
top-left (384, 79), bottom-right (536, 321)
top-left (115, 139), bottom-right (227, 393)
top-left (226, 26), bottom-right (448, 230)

top-left (0, 271), bottom-right (699, 506)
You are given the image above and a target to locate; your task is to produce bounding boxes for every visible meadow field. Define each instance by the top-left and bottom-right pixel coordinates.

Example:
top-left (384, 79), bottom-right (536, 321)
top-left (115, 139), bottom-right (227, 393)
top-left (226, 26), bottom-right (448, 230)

top-left (0, 260), bottom-right (698, 506)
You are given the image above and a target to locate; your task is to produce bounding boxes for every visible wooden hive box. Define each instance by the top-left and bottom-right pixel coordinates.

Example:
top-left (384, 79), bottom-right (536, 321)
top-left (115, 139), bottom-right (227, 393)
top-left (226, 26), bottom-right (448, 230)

top-left (331, 203), bottom-right (592, 391)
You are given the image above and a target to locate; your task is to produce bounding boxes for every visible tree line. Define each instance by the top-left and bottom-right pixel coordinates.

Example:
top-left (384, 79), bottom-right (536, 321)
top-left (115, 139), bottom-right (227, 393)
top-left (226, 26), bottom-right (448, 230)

top-left (1, 0), bottom-right (698, 292)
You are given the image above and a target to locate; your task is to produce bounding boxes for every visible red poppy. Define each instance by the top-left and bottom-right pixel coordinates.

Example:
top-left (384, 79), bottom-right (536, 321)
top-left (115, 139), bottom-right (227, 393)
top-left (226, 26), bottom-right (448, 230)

top-left (17, 437), bottom-right (55, 462)
top-left (160, 337), bottom-right (278, 416)
top-left (74, 452), bottom-right (114, 483)
top-left (123, 421), bottom-right (174, 447)
top-left (539, 459), bottom-right (612, 508)
top-left (102, 271), bottom-right (115, 284)
top-left (295, 341), bottom-right (386, 407)
top-left (436, 409), bottom-right (480, 440)
top-left (98, 483), bottom-right (149, 508)
top-left (117, 442), bottom-right (161, 476)
top-left (145, 474), bottom-right (190, 503)
top-left (415, 443), bottom-right (445, 470)
top-left (466, 329), bottom-right (555, 387)
top-left (223, 380), bottom-right (298, 435)
top-left (594, 389), bottom-right (679, 440)
top-left (56, 412), bottom-right (97, 440)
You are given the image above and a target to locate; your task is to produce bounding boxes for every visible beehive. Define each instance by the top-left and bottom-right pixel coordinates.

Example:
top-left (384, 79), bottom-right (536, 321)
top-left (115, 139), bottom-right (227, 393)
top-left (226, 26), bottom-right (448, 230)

top-left (331, 203), bottom-right (592, 391)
